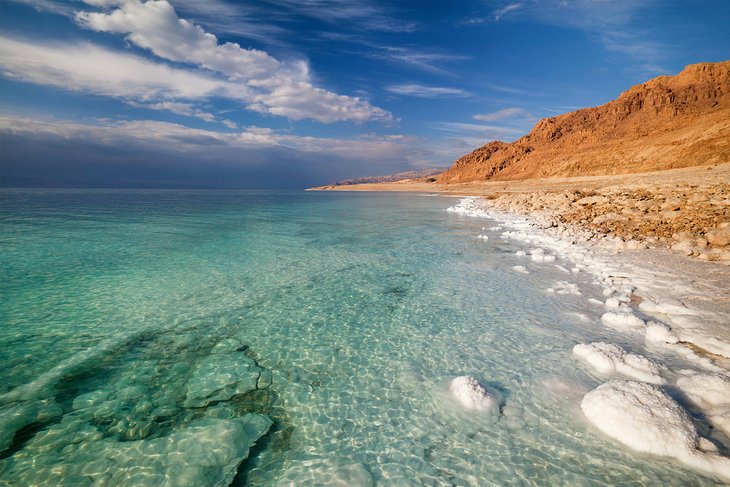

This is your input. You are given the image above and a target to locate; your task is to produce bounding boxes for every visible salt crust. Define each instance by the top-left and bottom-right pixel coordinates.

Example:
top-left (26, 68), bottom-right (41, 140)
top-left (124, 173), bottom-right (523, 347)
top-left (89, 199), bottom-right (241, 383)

top-left (449, 376), bottom-right (501, 413)
top-left (572, 342), bottom-right (665, 384)
top-left (447, 198), bottom-right (730, 480)
top-left (447, 197), bottom-right (729, 358)
top-left (547, 281), bottom-right (581, 295)
top-left (676, 372), bottom-right (730, 436)
top-left (512, 265), bottom-right (530, 274)
top-left (644, 321), bottom-right (680, 344)
top-left (581, 381), bottom-right (730, 481)
top-left (600, 312), bottom-right (645, 331)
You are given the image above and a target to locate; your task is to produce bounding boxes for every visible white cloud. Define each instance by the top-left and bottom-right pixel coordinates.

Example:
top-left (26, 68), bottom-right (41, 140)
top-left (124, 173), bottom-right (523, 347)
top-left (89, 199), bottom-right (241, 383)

top-left (385, 84), bottom-right (470, 98)
top-left (129, 101), bottom-right (216, 122)
top-left (0, 35), bottom-right (232, 100)
top-left (0, 115), bottom-right (416, 161)
top-left (74, 0), bottom-right (391, 122)
top-left (473, 107), bottom-right (530, 121)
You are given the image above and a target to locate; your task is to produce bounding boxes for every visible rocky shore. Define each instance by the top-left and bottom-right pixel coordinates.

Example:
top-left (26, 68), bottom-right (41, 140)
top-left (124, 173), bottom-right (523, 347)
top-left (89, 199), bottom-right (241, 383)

top-left (483, 175), bottom-right (730, 263)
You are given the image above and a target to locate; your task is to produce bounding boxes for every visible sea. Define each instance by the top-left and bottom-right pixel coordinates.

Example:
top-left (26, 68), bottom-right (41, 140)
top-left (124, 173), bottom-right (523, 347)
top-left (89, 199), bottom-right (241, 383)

top-left (0, 189), bottom-right (719, 486)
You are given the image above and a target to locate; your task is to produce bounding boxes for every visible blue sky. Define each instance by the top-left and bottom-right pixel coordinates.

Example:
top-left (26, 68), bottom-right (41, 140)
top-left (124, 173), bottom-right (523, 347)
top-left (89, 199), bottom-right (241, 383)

top-left (0, 0), bottom-right (728, 188)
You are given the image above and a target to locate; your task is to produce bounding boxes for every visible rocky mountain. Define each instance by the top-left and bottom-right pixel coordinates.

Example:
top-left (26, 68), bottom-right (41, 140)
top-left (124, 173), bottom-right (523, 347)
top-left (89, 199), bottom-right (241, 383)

top-left (438, 61), bottom-right (730, 184)
top-left (330, 168), bottom-right (442, 186)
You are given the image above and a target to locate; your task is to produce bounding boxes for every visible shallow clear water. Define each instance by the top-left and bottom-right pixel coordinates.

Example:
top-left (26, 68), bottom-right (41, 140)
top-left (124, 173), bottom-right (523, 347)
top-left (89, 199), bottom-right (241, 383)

top-left (0, 189), bottom-right (721, 486)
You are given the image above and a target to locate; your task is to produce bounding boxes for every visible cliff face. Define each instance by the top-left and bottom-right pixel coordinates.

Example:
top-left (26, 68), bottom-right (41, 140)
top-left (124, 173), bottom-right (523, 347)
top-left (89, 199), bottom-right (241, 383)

top-left (438, 61), bottom-right (730, 184)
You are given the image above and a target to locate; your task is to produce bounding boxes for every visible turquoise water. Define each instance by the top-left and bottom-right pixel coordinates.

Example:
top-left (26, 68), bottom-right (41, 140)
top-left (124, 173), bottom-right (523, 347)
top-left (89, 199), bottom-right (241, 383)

top-left (0, 189), bottom-right (720, 485)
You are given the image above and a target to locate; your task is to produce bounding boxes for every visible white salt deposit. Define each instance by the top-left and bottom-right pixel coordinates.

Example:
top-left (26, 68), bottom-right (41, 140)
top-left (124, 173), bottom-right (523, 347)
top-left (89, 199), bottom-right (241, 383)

top-left (449, 376), bottom-right (501, 413)
top-left (529, 248), bottom-right (556, 263)
top-left (477, 234), bottom-right (489, 240)
top-left (601, 312), bottom-right (645, 331)
top-left (644, 321), bottom-right (680, 345)
top-left (676, 372), bottom-right (730, 436)
top-left (546, 281), bottom-right (581, 295)
top-left (515, 250), bottom-right (526, 256)
top-left (512, 265), bottom-right (530, 274)
top-left (640, 299), bottom-right (697, 317)
top-left (572, 343), bottom-right (665, 384)
top-left (581, 380), bottom-right (730, 481)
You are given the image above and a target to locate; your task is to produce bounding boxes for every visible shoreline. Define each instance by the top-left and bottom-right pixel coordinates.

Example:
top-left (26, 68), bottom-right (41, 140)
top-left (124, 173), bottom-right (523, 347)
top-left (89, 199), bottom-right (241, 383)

top-left (444, 196), bottom-right (730, 479)
top-left (311, 163), bottom-right (730, 264)
top-left (317, 165), bottom-right (730, 478)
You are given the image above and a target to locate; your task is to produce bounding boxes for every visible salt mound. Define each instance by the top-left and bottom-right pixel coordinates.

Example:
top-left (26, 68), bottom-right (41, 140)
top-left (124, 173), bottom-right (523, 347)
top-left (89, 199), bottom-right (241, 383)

top-left (477, 234), bottom-right (489, 240)
top-left (572, 342), bottom-right (665, 384)
top-left (645, 321), bottom-right (680, 344)
top-left (601, 312), bottom-right (645, 331)
top-left (449, 376), bottom-right (501, 413)
top-left (677, 373), bottom-right (730, 436)
top-left (512, 265), bottom-right (530, 274)
top-left (582, 380), bottom-right (730, 481)
top-left (529, 248), bottom-right (556, 263)
top-left (547, 281), bottom-right (581, 295)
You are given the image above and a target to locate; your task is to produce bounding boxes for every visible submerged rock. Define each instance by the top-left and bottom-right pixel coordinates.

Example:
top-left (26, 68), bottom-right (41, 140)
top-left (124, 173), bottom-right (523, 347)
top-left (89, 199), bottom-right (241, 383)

top-left (0, 413), bottom-right (272, 487)
top-left (183, 340), bottom-right (270, 408)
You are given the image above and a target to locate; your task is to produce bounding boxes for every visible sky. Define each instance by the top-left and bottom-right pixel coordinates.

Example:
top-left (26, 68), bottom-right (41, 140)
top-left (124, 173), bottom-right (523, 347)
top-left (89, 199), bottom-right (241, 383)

top-left (0, 0), bottom-right (728, 188)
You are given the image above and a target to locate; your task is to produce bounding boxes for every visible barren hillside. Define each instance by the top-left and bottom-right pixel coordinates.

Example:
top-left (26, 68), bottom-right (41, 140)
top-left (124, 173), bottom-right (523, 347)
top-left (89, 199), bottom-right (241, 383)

top-left (438, 61), bottom-right (730, 184)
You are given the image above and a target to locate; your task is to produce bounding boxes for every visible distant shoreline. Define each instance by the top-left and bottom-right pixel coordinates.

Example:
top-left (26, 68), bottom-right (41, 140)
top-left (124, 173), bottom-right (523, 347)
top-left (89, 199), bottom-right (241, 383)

top-left (310, 162), bottom-right (730, 265)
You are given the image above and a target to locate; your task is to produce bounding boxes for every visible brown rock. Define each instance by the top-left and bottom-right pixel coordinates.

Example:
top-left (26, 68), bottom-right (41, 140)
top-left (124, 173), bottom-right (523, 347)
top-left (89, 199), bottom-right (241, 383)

top-left (439, 61), bottom-right (730, 184)
top-left (706, 224), bottom-right (730, 247)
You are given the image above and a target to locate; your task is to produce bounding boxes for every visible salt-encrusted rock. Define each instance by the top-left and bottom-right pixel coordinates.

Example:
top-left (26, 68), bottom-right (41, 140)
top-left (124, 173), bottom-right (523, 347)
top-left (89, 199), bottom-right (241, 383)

top-left (449, 376), bottom-right (501, 413)
top-left (2, 413), bottom-right (272, 486)
top-left (184, 342), bottom-right (269, 408)
top-left (581, 380), bottom-right (730, 481)
top-left (573, 342), bottom-right (665, 384)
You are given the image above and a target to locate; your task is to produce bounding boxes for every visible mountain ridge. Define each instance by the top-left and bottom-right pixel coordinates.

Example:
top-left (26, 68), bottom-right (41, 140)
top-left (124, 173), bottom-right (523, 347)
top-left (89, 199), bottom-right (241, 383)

top-left (438, 61), bottom-right (730, 184)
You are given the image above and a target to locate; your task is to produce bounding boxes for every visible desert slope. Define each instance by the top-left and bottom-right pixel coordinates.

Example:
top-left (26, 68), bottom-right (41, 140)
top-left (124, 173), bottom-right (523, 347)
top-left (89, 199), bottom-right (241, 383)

top-left (439, 61), bottom-right (730, 184)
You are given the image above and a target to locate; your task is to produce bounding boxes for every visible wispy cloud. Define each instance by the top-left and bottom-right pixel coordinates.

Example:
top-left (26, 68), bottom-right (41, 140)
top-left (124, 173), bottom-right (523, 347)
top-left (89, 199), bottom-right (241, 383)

top-left (473, 107), bottom-right (531, 122)
top-left (128, 101), bottom-right (217, 124)
top-left (0, 115), bottom-right (416, 159)
top-left (171, 0), bottom-right (289, 44)
top-left (267, 0), bottom-right (417, 33)
top-left (493, 2), bottom-right (524, 21)
top-left (385, 84), bottom-right (471, 98)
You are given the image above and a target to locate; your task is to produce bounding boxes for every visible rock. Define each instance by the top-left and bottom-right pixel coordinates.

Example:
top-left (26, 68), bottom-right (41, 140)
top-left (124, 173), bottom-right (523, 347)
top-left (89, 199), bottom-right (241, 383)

top-left (706, 225), bottom-right (730, 247)
top-left (183, 341), bottom-right (270, 408)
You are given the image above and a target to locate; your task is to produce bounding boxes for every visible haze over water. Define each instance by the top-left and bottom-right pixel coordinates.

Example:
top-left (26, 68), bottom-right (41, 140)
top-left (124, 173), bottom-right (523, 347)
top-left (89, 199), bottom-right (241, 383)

top-left (0, 190), bottom-right (719, 485)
